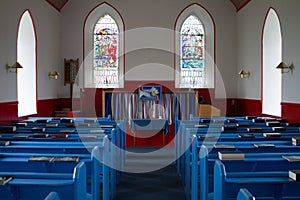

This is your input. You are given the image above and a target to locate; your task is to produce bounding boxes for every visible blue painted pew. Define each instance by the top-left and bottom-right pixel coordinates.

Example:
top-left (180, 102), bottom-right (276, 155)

top-left (214, 159), bottom-right (300, 200)
top-left (0, 162), bottom-right (86, 200)
top-left (0, 139), bottom-right (111, 200)
top-left (236, 188), bottom-right (255, 200)
top-left (44, 192), bottom-right (61, 200)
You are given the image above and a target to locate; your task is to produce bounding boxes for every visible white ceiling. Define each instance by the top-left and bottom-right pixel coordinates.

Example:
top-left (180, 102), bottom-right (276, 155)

top-left (45, 0), bottom-right (252, 12)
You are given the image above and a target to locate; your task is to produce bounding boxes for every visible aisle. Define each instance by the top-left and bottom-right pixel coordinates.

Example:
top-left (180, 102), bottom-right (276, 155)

top-left (113, 147), bottom-right (186, 200)
top-left (113, 164), bottom-right (186, 200)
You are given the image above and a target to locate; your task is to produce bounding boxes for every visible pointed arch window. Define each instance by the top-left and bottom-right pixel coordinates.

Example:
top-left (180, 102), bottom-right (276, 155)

top-left (175, 4), bottom-right (215, 89)
top-left (17, 10), bottom-right (37, 117)
top-left (262, 8), bottom-right (282, 116)
top-left (94, 14), bottom-right (119, 87)
top-left (180, 15), bottom-right (205, 88)
top-left (84, 3), bottom-right (124, 88)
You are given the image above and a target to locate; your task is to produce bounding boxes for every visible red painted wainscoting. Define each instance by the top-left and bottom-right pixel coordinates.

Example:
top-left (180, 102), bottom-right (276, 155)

top-left (0, 101), bottom-right (19, 123)
top-left (0, 98), bottom-right (72, 123)
top-left (281, 102), bottom-right (300, 123)
top-left (235, 98), bottom-right (262, 117)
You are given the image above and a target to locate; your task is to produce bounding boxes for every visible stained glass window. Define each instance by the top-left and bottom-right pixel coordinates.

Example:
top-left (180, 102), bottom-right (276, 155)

top-left (180, 15), bottom-right (205, 88)
top-left (94, 14), bottom-right (119, 88)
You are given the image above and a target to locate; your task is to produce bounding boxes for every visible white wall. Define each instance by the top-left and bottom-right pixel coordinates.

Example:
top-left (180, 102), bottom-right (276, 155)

top-left (237, 0), bottom-right (300, 103)
top-left (60, 0), bottom-right (237, 99)
top-left (0, 0), bottom-right (61, 102)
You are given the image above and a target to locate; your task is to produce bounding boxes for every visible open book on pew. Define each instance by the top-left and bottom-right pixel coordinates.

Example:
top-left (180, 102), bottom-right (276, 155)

top-left (46, 123), bottom-right (59, 127)
top-left (76, 123), bottom-right (90, 127)
top-left (218, 151), bottom-right (244, 160)
top-left (222, 125), bottom-right (237, 131)
top-left (52, 156), bottom-right (79, 162)
top-left (214, 144), bottom-right (235, 149)
top-left (60, 118), bottom-right (73, 123)
top-left (29, 156), bottom-right (79, 162)
top-left (263, 132), bottom-right (281, 138)
top-left (100, 125), bottom-right (114, 128)
top-left (239, 133), bottom-right (255, 138)
top-left (245, 116), bottom-right (257, 120)
top-left (266, 121), bottom-right (281, 127)
top-left (198, 135), bottom-right (216, 139)
top-left (59, 129), bottom-right (75, 133)
top-left (84, 119), bottom-right (97, 123)
top-left (31, 127), bottom-right (45, 132)
top-left (247, 127), bottom-right (262, 132)
top-left (289, 170), bottom-right (300, 181)
top-left (29, 156), bottom-right (55, 162)
top-left (226, 118), bottom-right (237, 123)
top-left (89, 129), bottom-right (105, 133)
top-left (32, 133), bottom-right (49, 138)
top-left (282, 156), bottom-right (300, 162)
top-left (194, 124), bottom-right (208, 128)
top-left (35, 119), bottom-right (49, 123)
top-left (0, 176), bottom-right (13, 185)
top-left (253, 143), bottom-right (275, 148)
top-left (236, 123), bottom-right (250, 127)
top-left (15, 122), bottom-right (27, 127)
top-left (272, 127), bottom-right (286, 131)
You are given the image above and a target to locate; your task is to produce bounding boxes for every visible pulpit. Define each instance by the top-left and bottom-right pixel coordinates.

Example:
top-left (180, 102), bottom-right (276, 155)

top-left (130, 119), bottom-right (169, 146)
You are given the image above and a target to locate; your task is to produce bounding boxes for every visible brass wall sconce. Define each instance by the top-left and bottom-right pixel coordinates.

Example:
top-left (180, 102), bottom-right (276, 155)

top-left (48, 71), bottom-right (60, 79)
top-left (238, 69), bottom-right (250, 78)
top-left (6, 62), bottom-right (23, 73)
top-left (276, 62), bottom-right (294, 74)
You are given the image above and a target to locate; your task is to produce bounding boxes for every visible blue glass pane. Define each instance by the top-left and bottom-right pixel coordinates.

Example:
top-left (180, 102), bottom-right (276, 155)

top-left (181, 59), bottom-right (203, 69)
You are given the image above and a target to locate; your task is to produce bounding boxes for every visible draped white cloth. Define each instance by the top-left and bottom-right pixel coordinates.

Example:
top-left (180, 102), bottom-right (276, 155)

top-left (108, 92), bottom-right (197, 125)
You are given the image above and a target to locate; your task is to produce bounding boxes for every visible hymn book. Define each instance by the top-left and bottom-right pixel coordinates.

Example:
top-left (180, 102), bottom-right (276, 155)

top-left (194, 124), bottom-right (208, 128)
top-left (213, 144), bottom-right (235, 149)
top-left (282, 156), bottom-right (300, 162)
top-left (0, 176), bottom-right (13, 185)
top-left (289, 170), bottom-right (300, 181)
top-left (263, 133), bottom-right (281, 138)
top-left (253, 143), bottom-right (275, 148)
top-left (292, 138), bottom-right (300, 146)
top-left (218, 151), bottom-right (245, 160)
top-left (0, 141), bottom-right (10, 146)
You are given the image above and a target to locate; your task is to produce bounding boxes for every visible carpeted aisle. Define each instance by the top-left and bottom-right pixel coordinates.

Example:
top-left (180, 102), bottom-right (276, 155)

top-left (113, 164), bottom-right (186, 200)
top-left (113, 147), bottom-right (186, 200)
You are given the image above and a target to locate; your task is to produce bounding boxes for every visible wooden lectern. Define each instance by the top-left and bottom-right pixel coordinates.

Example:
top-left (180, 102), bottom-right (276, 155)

top-left (199, 104), bottom-right (221, 117)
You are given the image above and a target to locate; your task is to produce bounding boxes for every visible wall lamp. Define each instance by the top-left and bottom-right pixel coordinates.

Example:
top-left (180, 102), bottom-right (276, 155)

top-left (48, 71), bottom-right (60, 79)
top-left (276, 62), bottom-right (294, 74)
top-left (238, 69), bottom-right (250, 78)
top-left (6, 62), bottom-right (23, 73)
